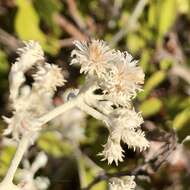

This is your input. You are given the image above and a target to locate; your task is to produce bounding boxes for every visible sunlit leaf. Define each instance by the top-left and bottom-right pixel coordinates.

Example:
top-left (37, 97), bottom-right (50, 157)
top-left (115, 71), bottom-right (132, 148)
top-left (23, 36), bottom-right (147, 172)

top-left (158, 0), bottom-right (177, 38)
top-left (15, 0), bottom-right (46, 43)
top-left (0, 146), bottom-right (16, 177)
top-left (127, 33), bottom-right (145, 54)
top-left (0, 51), bottom-right (9, 74)
top-left (33, 0), bottom-right (62, 35)
top-left (140, 97), bottom-right (162, 117)
top-left (139, 49), bottom-right (151, 73)
top-left (37, 131), bottom-right (73, 157)
top-left (173, 108), bottom-right (190, 130)
top-left (177, 0), bottom-right (189, 13)
top-left (139, 71), bottom-right (166, 100)
top-left (148, 1), bottom-right (157, 28)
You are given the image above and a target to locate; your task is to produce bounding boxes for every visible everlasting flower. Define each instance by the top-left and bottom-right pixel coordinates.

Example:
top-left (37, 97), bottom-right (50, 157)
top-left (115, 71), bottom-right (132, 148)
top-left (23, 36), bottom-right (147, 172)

top-left (101, 51), bottom-right (144, 106)
top-left (110, 108), bottom-right (149, 152)
top-left (109, 108), bottom-right (144, 130)
top-left (71, 39), bottom-right (116, 77)
top-left (109, 176), bottom-right (136, 190)
top-left (3, 42), bottom-right (65, 141)
top-left (16, 41), bottom-right (44, 72)
top-left (99, 108), bottom-right (149, 164)
top-left (99, 136), bottom-right (124, 165)
top-left (121, 128), bottom-right (149, 152)
top-left (9, 41), bottom-right (44, 101)
top-left (33, 63), bottom-right (66, 93)
top-left (2, 112), bottom-right (41, 141)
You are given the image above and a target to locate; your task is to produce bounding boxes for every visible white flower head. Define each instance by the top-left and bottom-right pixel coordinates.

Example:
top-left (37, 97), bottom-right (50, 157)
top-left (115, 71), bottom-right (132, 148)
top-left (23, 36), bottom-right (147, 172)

top-left (9, 41), bottom-right (44, 101)
top-left (101, 51), bottom-right (144, 106)
top-left (109, 176), bottom-right (136, 190)
top-left (109, 108), bottom-right (149, 152)
top-left (33, 63), bottom-right (66, 93)
top-left (71, 39), bottom-right (116, 77)
top-left (109, 108), bottom-right (144, 130)
top-left (99, 136), bottom-right (124, 165)
top-left (2, 113), bottom-right (41, 142)
top-left (16, 41), bottom-right (44, 72)
top-left (121, 128), bottom-right (149, 152)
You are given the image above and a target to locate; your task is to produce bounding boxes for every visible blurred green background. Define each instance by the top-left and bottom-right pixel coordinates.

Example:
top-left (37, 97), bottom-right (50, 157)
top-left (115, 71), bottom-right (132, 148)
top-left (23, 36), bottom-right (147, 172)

top-left (0, 0), bottom-right (190, 190)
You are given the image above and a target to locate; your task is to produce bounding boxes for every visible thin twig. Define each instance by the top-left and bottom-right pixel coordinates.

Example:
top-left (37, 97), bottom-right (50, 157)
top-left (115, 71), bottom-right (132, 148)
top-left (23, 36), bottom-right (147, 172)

top-left (59, 38), bottom-right (75, 48)
top-left (66, 0), bottom-right (87, 31)
top-left (53, 13), bottom-right (88, 41)
top-left (0, 29), bottom-right (21, 52)
top-left (111, 0), bottom-right (148, 46)
top-left (2, 135), bottom-right (29, 183)
top-left (170, 63), bottom-right (190, 84)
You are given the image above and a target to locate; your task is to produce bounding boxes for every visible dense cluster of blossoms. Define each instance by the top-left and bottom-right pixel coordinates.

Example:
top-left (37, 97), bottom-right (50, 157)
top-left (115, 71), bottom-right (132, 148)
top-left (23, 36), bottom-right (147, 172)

top-left (3, 41), bottom-right (65, 141)
top-left (71, 39), bottom-right (149, 166)
top-left (0, 41), bottom-right (65, 190)
top-left (0, 39), bottom-right (149, 190)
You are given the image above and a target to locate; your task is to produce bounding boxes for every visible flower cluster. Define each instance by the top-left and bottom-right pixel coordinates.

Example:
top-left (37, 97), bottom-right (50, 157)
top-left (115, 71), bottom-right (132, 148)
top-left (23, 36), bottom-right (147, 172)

top-left (3, 41), bottom-right (65, 141)
top-left (1, 39), bottom-right (149, 190)
top-left (109, 176), bottom-right (136, 190)
top-left (71, 39), bottom-right (149, 165)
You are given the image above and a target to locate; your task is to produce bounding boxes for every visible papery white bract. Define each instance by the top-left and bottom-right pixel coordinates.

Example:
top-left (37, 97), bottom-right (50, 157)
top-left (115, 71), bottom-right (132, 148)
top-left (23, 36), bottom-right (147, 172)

top-left (33, 63), bottom-right (66, 93)
top-left (16, 41), bottom-right (44, 72)
top-left (99, 108), bottom-right (149, 164)
top-left (9, 41), bottom-right (44, 101)
top-left (121, 128), bottom-right (149, 152)
top-left (109, 108), bottom-right (144, 130)
top-left (71, 39), bottom-right (117, 77)
top-left (109, 176), bottom-right (136, 190)
top-left (99, 136), bottom-right (124, 165)
top-left (101, 51), bottom-right (144, 106)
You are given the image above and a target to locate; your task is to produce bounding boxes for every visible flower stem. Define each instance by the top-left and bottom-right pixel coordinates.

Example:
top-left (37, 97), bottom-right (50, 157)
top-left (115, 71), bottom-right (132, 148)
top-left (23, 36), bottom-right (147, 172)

top-left (38, 95), bottom-right (80, 125)
top-left (3, 135), bottom-right (29, 183)
top-left (77, 99), bottom-right (108, 123)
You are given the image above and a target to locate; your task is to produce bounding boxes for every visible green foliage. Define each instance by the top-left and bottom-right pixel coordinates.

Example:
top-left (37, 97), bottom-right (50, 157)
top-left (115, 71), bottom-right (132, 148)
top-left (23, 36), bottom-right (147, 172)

top-left (140, 97), bottom-right (162, 118)
top-left (139, 71), bottom-right (166, 100)
top-left (33, 0), bottom-right (62, 36)
top-left (158, 0), bottom-right (177, 38)
top-left (173, 108), bottom-right (190, 130)
top-left (139, 49), bottom-right (151, 73)
top-left (37, 131), bottom-right (73, 157)
top-left (0, 146), bottom-right (16, 177)
top-left (77, 157), bottom-right (107, 190)
top-left (15, 0), bottom-right (46, 43)
top-left (0, 51), bottom-right (9, 74)
top-left (15, 0), bottom-right (61, 55)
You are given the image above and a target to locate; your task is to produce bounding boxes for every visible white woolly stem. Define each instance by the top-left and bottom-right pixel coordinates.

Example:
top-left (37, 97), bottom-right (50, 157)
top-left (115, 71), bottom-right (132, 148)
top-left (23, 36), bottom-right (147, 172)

top-left (38, 96), bottom-right (80, 125)
top-left (38, 90), bottom-right (109, 126)
top-left (2, 135), bottom-right (29, 184)
top-left (77, 99), bottom-right (109, 123)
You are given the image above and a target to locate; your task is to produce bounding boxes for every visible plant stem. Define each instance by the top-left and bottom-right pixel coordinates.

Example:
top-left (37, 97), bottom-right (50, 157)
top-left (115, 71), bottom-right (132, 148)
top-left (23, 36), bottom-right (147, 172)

top-left (3, 135), bottom-right (29, 183)
top-left (77, 100), bottom-right (108, 123)
top-left (38, 95), bottom-right (80, 125)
